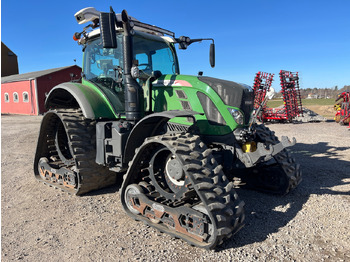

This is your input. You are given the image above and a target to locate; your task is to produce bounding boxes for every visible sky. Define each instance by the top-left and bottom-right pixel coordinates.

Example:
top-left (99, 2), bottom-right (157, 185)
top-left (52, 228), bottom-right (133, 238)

top-left (1, 0), bottom-right (349, 91)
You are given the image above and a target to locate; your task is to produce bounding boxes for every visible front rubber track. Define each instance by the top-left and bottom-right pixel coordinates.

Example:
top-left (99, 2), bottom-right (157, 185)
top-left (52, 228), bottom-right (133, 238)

top-left (121, 133), bottom-right (245, 249)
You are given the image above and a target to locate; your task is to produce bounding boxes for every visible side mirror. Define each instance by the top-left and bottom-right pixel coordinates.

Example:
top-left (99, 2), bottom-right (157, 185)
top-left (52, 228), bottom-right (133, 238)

top-left (210, 43), bottom-right (215, 68)
top-left (100, 11), bottom-right (117, 48)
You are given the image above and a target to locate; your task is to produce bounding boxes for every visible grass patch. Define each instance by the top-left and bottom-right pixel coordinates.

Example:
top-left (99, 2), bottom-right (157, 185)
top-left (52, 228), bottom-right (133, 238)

top-left (266, 100), bottom-right (283, 108)
top-left (266, 98), bottom-right (334, 108)
top-left (301, 98), bottom-right (334, 106)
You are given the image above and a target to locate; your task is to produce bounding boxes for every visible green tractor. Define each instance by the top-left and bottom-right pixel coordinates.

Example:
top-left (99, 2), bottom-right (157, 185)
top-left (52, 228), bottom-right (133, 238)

top-left (34, 6), bottom-right (301, 249)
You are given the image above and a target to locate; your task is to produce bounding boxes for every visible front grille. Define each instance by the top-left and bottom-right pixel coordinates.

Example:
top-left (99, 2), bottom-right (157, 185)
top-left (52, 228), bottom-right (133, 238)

top-left (241, 90), bottom-right (254, 124)
top-left (167, 123), bottom-right (189, 132)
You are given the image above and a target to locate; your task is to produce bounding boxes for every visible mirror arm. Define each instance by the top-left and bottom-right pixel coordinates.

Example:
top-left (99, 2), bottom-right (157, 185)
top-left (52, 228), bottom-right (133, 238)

top-left (175, 37), bottom-right (215, 67)
top-left (194, 38), bottom-right (214, 45)
top-left (175, 37), bottom-right (214, 47)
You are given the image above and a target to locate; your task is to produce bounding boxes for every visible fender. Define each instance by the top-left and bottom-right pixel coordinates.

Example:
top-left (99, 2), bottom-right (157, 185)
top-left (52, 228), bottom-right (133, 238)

top-left (123, 110), bottom-right (202, 163)
top-left (45, 82), bottom-right (116, 119)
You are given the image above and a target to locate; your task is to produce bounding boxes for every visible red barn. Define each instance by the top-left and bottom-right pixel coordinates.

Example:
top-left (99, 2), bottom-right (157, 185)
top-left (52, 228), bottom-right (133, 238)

top-left (1, 65), bottom-right (81, 115)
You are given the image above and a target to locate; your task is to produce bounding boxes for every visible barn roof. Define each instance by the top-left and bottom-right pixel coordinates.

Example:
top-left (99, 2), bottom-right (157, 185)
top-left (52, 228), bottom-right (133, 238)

top-left (1, 65), bottom-right (80, 84)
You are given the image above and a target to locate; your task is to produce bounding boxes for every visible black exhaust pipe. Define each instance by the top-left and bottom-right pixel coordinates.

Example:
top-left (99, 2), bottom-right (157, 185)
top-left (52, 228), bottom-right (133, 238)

top-left (121, 10), bottom-right (144, 122)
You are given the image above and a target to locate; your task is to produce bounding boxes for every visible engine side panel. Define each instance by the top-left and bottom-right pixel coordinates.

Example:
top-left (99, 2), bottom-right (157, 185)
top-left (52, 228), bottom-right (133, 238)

top-left (151, 74), bottom-right (251, 136)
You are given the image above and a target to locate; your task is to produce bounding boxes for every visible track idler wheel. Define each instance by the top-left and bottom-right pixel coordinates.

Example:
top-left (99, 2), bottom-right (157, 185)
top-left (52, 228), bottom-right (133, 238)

top-left (121, 133), bottom-right (245, 249)
top-left (124, 184), bottom-right (144, 215)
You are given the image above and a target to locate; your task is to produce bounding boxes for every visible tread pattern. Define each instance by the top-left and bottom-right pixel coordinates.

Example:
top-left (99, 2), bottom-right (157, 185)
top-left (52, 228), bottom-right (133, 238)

top-left (121, 133), bottom-right (245, 249)
top-left (34, 109), bottom-right (116, 195)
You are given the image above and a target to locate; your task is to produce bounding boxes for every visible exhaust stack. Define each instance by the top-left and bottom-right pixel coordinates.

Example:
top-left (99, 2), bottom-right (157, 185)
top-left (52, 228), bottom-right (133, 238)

top-left (121, 10), bottom-right (144, 121)
top-left (99, 8), bottom-right (144, 122)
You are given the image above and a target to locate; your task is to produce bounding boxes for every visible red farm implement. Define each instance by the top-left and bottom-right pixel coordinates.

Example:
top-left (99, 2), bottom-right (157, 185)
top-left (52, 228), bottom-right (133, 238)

top-left (253, 70), bottom-right (303, 122)
top-left (252, 71), bottom-right (274, 121)
top-left (253, 71), bottom-right (274, 110)
top-left (334, 91), bottom-right (350, 127)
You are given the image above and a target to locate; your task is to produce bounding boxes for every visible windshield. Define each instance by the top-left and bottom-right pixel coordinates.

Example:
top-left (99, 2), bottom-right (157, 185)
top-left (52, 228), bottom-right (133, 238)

top-left (84, 33), bottom-right (178, 80)
top-left (83, 32), bottom-right (178, 112)
top-left (133, 33), bottom-right (179, 78)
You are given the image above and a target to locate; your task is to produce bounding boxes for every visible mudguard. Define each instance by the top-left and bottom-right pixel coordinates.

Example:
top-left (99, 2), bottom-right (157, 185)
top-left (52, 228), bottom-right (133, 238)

top-left (123, 110), bottom-right (201, 163)
top-left (45, 82), bottom-right (116, 119)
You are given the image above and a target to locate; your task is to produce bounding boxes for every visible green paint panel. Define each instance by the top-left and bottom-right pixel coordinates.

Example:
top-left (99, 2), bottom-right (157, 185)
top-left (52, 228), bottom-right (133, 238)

top-left (151, 74), bottom-right (244, 135)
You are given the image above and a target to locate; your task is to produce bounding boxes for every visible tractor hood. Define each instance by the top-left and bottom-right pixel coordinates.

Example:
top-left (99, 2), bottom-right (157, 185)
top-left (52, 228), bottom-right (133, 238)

top-left (198, 76), bottom-right (254, 108)
top-left (153, 75), bottom-right (253, 100)
top-left (152, 74), bottom-right (255, 131)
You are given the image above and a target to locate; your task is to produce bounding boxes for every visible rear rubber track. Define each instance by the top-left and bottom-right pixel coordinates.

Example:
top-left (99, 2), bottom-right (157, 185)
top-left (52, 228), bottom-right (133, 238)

top-left (34, 108), bottom-right (116, 195)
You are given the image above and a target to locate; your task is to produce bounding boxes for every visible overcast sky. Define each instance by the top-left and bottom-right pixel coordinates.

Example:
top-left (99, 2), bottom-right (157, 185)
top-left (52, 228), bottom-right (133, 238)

top-left (2, 0), bottom-right (349, 91)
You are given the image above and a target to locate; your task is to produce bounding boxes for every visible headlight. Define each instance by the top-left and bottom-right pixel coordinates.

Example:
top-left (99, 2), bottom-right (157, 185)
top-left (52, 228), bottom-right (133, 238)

top-left (228, 108), bottom-right (244, 125)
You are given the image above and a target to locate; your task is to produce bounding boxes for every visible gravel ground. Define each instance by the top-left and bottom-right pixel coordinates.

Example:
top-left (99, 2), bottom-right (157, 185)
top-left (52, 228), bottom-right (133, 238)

top-left (1, 114), bottom-right (349, 261)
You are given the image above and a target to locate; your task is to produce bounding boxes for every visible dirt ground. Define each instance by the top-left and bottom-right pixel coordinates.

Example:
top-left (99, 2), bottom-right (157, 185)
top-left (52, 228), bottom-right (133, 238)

top-left (306, 105), bottom-right (336, 119)
top-left (1, 114), bottom-right (349, 261)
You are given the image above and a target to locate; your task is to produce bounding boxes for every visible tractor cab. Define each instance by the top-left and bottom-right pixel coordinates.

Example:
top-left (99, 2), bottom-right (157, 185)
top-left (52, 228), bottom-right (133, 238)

top-left (82, 29), bottom-right (179, 114)
top-left (73, 7), bottom-right (214, 121)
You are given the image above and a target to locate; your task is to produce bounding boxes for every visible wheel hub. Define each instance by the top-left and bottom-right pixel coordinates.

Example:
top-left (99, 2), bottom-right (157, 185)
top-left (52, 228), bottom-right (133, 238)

top-left (165, 156), bottom-right (185, 186)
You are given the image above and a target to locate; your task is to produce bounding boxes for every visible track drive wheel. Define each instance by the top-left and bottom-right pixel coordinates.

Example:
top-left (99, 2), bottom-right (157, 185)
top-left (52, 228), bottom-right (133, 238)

top-left (34, 109), bottom-right (116, 195)
top-left (240, 124), bottom-right (302, 194)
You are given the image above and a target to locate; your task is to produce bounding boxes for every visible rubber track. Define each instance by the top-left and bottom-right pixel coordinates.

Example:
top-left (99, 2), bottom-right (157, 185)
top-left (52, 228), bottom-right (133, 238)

top-left (34, 109), bottom-right (116, 195)
top-left (121, 133), bottom-right (245, 249)
top-left (242, 124), bottom-right (302, 194)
